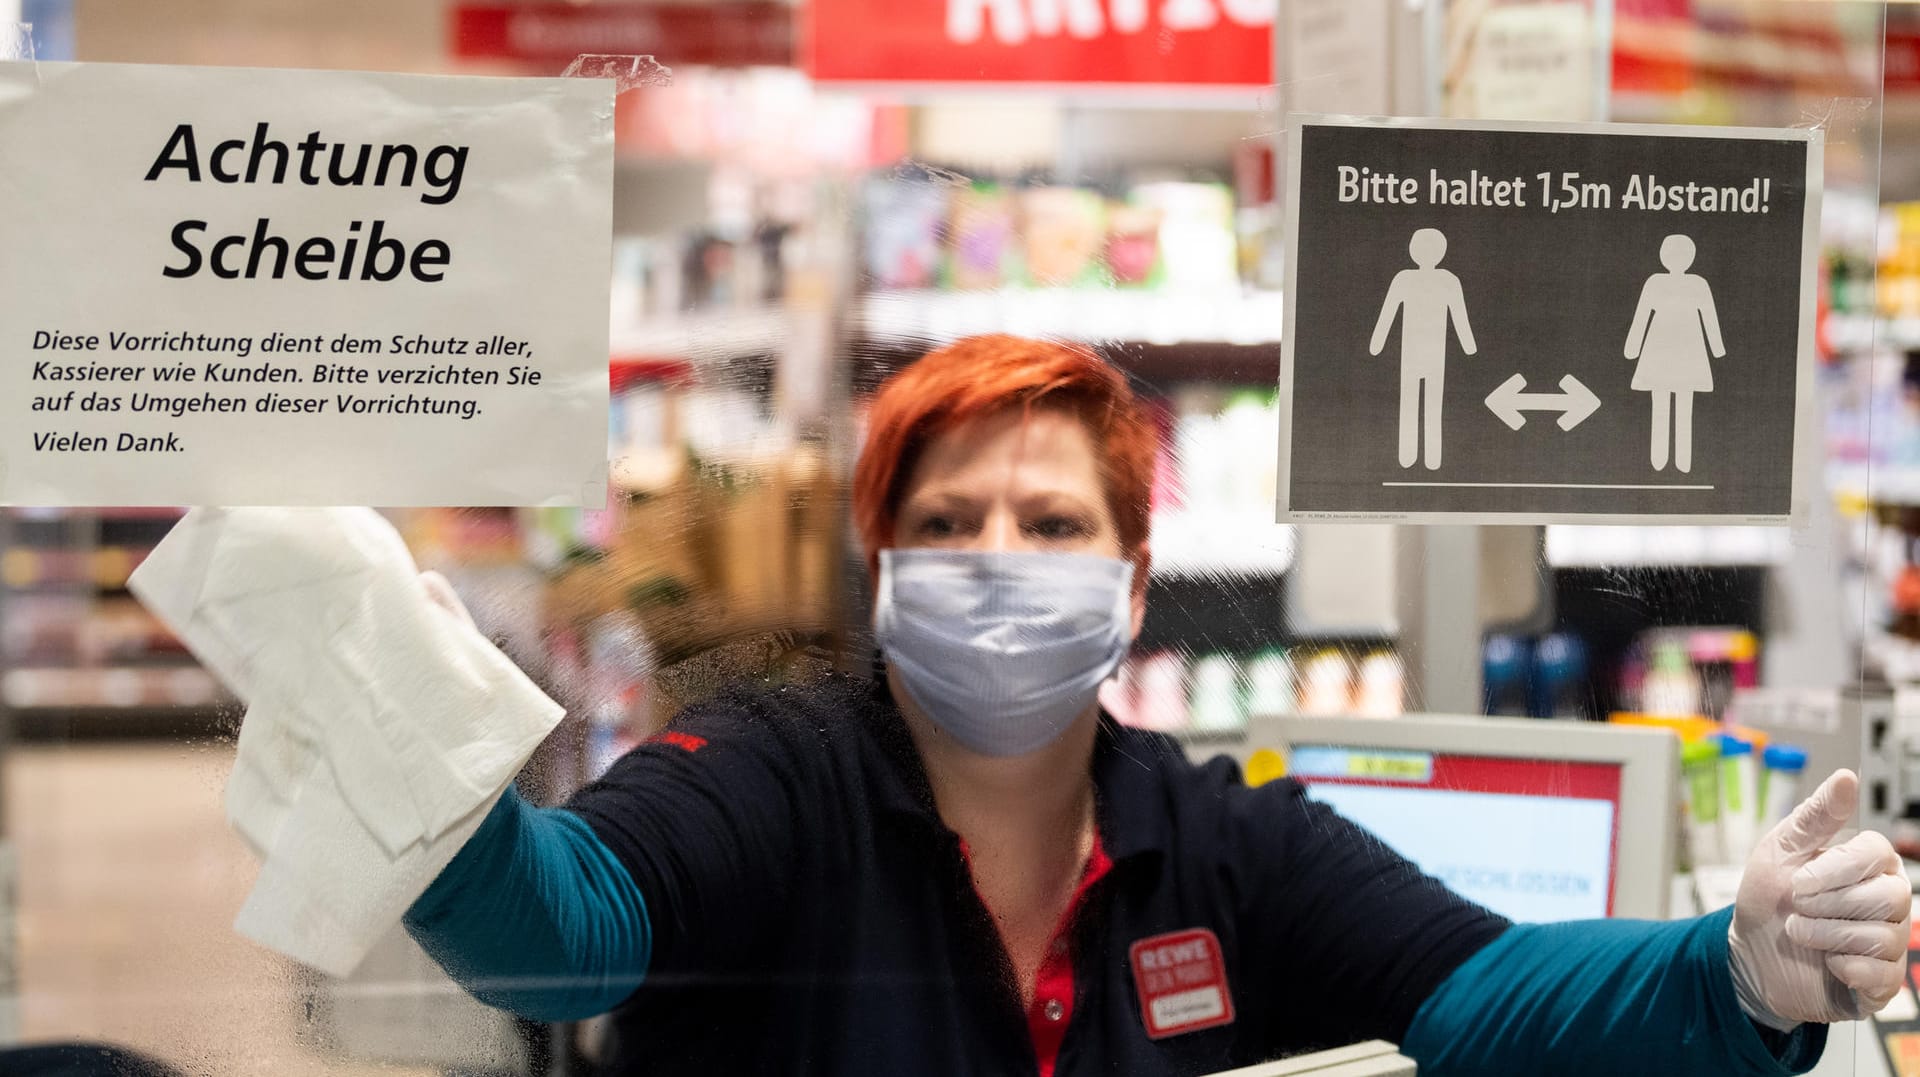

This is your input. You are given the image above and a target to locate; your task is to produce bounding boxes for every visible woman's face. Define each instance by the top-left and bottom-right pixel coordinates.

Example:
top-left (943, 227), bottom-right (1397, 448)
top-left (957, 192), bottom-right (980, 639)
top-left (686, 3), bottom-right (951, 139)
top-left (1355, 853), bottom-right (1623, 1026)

top-left (891, 405), bottom-right (1148, 636)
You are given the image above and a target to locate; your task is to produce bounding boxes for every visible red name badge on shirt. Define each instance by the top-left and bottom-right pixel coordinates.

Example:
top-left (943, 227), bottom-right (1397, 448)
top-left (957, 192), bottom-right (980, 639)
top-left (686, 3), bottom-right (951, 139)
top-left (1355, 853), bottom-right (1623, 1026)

top-left (1129, 928), bottom-right (1235, 1039)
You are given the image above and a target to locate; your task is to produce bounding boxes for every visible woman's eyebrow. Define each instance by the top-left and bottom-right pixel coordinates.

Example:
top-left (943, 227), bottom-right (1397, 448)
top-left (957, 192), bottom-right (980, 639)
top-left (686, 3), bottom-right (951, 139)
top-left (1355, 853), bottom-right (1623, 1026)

top-left (1016, 486), bottom-right (1099, 509)
top-left (901, 489), bottom-right (979, 513)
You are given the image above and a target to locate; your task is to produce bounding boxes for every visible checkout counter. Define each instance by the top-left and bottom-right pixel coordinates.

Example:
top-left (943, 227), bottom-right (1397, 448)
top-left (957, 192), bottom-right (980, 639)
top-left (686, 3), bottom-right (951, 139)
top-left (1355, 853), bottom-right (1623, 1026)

top-left (1186, 709), bottom-right (1920, 1077)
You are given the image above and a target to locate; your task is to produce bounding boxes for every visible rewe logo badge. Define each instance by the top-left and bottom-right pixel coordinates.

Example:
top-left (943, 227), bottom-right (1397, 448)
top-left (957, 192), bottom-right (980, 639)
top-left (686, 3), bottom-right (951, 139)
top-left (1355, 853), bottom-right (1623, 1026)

top-left (1128, 928), bottom-right (1235, 1039)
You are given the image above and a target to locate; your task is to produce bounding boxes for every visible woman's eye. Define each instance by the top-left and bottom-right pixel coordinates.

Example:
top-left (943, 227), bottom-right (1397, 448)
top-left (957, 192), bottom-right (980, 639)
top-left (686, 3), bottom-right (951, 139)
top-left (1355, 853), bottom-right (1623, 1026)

top-left (1028, 516), bottom-right (1093, 540)
top-left (916, 516), bottom-right (958, 538)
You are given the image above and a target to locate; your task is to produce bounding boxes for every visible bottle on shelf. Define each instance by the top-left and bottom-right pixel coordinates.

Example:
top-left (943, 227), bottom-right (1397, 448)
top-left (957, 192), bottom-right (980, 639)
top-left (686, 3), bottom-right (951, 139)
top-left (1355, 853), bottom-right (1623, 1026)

top-left (1297, 650), bottom-right (1356, 717)
top-left (1188, 653), bottom-right (1246, 732)
top-left (1244, 649), bottom-right (1294, 719)
top-left (1759, 744), bottom-right (1808, 830)
top-left (1641, 639), bottom-right (1704, 718)
top-left (1482, 634), bottom-right (1532, 717)
top-left (1529, 632), bottom-right (1589, 720)
top-left (1353, 651), bottom-right (1404, 718)
top-left (1682, 737), bottom-right (1726, 870)
top-left (1718, 734), bottom-right (1761, 859)
top-left (1134, 650), bottom-right (1191, 731)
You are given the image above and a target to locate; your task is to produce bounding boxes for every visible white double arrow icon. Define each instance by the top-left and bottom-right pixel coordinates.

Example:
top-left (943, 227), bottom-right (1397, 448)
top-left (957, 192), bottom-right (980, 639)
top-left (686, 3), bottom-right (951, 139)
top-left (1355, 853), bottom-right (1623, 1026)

top-left (1485, 374), bottom-right (1602, 431)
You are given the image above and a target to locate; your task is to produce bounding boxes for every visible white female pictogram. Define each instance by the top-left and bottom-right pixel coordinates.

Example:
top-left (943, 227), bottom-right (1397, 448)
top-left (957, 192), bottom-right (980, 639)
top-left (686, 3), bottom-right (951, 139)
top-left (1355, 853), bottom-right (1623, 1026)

top-left (1624, 235), bottom-right (1724, 474)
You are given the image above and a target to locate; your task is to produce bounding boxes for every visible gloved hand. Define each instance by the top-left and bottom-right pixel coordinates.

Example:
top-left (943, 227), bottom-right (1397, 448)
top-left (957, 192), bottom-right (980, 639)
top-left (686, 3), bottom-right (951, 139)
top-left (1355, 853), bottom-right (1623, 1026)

top-left (419, 570), bottom-right (477, 629)
top-left (1729, 769), bottom-right (1912, 1029)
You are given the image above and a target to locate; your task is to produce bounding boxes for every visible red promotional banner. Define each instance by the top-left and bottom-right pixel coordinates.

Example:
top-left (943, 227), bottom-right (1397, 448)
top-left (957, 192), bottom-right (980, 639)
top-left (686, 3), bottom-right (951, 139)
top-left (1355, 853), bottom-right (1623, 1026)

top-left (804, 0), bottom-right (1274, 87)
top-left (1891, 28), bottom-right (1920, 94)
top-left (452, 3), bottom-right (794, 69)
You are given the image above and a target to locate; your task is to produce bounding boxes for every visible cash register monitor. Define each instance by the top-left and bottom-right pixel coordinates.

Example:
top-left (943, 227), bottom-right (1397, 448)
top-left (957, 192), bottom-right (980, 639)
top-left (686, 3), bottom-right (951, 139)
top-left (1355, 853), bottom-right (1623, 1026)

top-left (1204, 714), bottom-right (1679, 921)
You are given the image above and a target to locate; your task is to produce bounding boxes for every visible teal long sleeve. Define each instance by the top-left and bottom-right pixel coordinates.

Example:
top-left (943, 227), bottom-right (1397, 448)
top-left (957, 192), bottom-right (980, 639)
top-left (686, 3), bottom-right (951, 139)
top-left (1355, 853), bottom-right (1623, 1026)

top-left (402, 786), bottom-right (652, 1022)
top-left (1403, 908), bottom-right (1826, 1077)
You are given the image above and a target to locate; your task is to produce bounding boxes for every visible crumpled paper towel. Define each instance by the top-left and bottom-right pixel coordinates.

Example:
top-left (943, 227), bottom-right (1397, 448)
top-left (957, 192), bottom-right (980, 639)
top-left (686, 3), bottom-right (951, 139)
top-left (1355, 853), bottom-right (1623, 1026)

top-left (129, 507), bottom-right (564, 976)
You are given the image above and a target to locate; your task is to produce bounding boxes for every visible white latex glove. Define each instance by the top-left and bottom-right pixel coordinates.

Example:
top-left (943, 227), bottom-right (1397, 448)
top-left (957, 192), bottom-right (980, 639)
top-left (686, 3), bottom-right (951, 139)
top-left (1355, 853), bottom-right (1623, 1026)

top-left (418, 570), bottom-right (477, 629)
top-left (1729, 769), bottom-right (1912, 1030)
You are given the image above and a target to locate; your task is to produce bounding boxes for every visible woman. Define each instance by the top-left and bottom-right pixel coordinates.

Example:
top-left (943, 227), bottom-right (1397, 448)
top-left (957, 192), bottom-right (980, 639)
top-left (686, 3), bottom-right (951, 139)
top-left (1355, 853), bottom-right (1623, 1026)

top-left (1625, 234), bottom-right (1725, 474)
top-left (407, 334), bottom-right (1905, 1076)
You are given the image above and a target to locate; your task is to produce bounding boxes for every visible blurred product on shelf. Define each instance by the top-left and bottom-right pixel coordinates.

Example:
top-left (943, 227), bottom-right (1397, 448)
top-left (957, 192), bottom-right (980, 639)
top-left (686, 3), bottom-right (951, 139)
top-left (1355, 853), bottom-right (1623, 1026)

top-left (1480, 631), bottom-right (1595, 720)
top-left (1845, 503), bottom-right (1920, 682)
top-left (1818, 194), bottom-right (1920, 530)
top-left (1718, 733), bottom-right (1763, 858)
top-left (1020, 186), bottom-right (1107, 288)
top-left (1483, 635), bottom-right (1533, 717)
top-left (545, 448), bottom-right (840, 668)
top-left (1245, 649), bottom-right (1294, 717)
top-left (1826, 350), bottom-right (1920, 491)
top-left (1897, 562), bottom-right (1920, 641)
top-left (610, 223), bottom-right (803, 327)
top-left (1531, 633), bottom-right (1591, 719)
top-left (1880, 202), bottom-right (1920, 324)
top-left (0, 510), bottom-right (228, 716)
top-left (1105, 203), bottom-right (1162, 286)
top-left (397, 508), bottom-right (527, 569)
top-left (1352, 652), bottom-right (1405, 718)
top-left (1131, 181), bottom-right (1239, 290)
top-left (1132, 650), bottom-right (1191, 730)
top-left (1759, 744), bottom-right (1807, 828)
top-left (1299, 649), bottom-right (1370, 716)
top-left (1106, 646), bottom-right (1404, 731)
top-left (859, 173), bottom-right (1251, 294)
top-left (948, 182), bottom-right (1017, 290)
top-left (1149, 387), bottom-right (1291, 575)
top-left (1188, 653), bottom-right (1244, 732)
top-left (1681, 736), bottom-right (1725, 869)
top-left (1819, 190), bottom-right (1881, 353)
top-left (862, 174), bottom-right (948, 290)
top-left (1612, 711), bottom-right (1807, 873)
top-left (1231, 138), bottom-right (1282, 291)
top-left (1614, 627), bottom-right (1758, 720)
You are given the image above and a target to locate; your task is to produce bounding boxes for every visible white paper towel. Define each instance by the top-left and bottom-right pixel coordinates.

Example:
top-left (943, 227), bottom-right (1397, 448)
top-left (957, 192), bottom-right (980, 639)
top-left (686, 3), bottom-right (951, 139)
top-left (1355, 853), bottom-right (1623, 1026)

top-left (129, 508), bottom-right (565, 977)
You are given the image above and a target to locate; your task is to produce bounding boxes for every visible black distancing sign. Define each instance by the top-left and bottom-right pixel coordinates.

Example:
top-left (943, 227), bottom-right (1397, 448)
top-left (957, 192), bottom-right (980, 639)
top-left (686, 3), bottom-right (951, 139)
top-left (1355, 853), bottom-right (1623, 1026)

top-left (1277, 117), bottom-right (1821, 523)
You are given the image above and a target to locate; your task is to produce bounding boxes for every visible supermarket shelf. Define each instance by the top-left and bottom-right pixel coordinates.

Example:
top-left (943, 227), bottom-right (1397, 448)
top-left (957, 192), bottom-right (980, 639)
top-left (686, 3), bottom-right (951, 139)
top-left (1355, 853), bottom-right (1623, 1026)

top-left (1827, 312), bottom-right (1920, 354)
top-left (6, 508), bottom-right (183, 521)
top-left (1830, 464), bottom-right (1920, 507)
top-left (858, 288), bottom-right (1285, 349)
top-left (609, 306), bottom-right (787, 363)
top-left (1151, 511), bottom-right (1294, 578)
top-left (2, 666), bottom-right (228, 710)
top-left (1862, 631), bottom-right (1920, 685)
top-left (2, 545), bottom-right (152, 589)
top-left (1545, 525), bottom-right (1793, 567)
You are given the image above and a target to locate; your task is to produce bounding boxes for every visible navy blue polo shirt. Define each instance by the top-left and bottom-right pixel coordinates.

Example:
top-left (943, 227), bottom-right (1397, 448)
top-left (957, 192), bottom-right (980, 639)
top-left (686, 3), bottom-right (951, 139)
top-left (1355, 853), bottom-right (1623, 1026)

top-left (567, 674), bottom-right (1511, 1076)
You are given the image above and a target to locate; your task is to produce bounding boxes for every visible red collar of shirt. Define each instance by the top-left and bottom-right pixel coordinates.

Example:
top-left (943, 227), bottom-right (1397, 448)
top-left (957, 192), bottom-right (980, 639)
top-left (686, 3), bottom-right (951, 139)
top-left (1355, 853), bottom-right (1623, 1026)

top-left (956, 831), bottom-right (1115, 1077)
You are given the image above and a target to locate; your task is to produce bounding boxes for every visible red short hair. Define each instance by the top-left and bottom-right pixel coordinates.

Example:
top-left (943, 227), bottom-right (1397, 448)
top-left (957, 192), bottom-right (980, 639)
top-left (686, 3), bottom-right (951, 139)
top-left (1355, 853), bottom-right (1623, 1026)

top-left (853, 334), bottom-right (1156, 573)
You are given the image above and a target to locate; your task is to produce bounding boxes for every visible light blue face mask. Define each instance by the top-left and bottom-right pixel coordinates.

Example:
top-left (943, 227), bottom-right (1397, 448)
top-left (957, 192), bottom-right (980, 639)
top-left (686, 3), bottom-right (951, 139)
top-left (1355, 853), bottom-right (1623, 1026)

top-left (874, 548), bottom-right (1134, 757)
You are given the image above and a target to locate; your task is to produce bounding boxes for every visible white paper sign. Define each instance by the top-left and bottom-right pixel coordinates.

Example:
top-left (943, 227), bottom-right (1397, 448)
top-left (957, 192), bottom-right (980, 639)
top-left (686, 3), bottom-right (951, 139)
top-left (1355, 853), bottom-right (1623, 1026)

top-left (0, 62), bottom-right (614, 507)
top-left (1282, 0), bottom-right (1391, 117)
